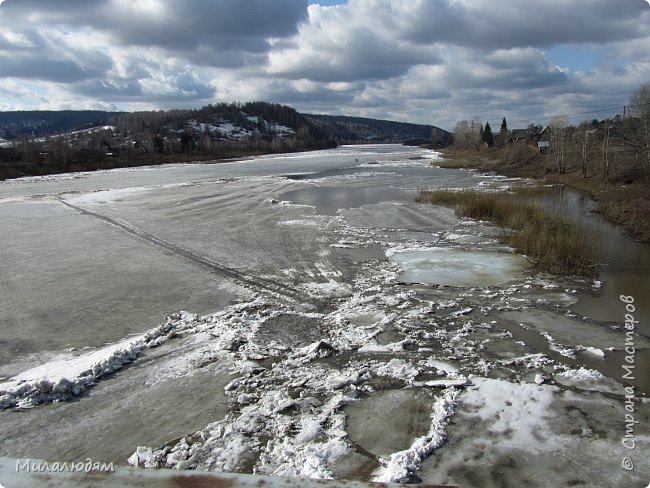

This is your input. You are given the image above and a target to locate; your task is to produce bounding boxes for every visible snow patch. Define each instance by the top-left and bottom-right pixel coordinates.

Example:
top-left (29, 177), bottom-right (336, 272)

top-left (460, 377), bottom-right (560, 453)
top-left (65, 186), bottom-right (151, 205)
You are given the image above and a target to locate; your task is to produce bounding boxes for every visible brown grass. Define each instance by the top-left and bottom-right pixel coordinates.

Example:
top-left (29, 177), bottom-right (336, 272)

top-left (416, 189), bottom-right (601, 277)
top-left (436, 145), bottom-right (650, 243)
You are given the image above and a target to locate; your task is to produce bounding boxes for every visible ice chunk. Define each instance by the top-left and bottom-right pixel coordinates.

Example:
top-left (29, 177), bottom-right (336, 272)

top-left (0, 336), bottom-right (144, 410)
top-left (372, 388), bottom-right (458, 483)
top-left (557, 367), bottom-right (605, 381)
top-left (128, 446), bottom-right (153, 467)
top-left (459, 377), bottom-right (560, 452)
top-left (420, 378), bottom-right (469, 388)
top-left (375, 358), bottom-right (419, 382)
top-left (388, 247), bottom-right (526, 287)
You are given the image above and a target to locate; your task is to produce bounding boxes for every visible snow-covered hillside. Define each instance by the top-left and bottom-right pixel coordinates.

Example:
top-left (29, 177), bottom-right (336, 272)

top-left (184, 113), bottom-right (295, 141)
top-left (0, 137), bottom-right (14, 148)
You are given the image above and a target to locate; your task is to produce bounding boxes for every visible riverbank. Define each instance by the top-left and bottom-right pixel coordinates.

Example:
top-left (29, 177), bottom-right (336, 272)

top-left (0, 142), bottom-right (337, 182)
top-left (437, 146), bottom-right (650, 243)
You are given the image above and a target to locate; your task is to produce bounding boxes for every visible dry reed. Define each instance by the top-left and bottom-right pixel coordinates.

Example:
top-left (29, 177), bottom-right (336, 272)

top-left (416, 189), bottom-right (601, 277)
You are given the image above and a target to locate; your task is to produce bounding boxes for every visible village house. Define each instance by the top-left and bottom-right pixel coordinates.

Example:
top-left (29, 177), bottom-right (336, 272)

top-left (537, 126), bottom-right (551, 154)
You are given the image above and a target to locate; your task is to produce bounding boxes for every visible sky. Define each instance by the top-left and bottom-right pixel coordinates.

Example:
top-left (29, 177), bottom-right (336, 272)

top-left (0, 0), bottom-right (649, 131)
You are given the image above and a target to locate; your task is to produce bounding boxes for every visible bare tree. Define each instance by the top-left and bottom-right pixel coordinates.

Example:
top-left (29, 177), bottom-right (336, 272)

top-left (549, 115), bottom-right (570, 173)
top-left (602, 124), bottom-right (610, 182)
top-left (625, 82), bottom-right (650, 181)
top-left (574, 122), bottom-right (596, 178)
top-left (453, 119), bottom-right (483, 149)
top-left (453, 120), bottom-right (470, 149)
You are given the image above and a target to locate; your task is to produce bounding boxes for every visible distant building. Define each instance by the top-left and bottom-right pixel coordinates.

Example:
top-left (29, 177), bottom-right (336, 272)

top-left (537, 126), bottom-right (551, 154)
top-left (510, 129), bottom-right (530, 142)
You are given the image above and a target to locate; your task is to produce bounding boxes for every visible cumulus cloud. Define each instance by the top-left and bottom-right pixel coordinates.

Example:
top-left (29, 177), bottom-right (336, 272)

top-left (263, 0), bottom-right (650, 127)
top-left (0, 0), bottom-right (307, 54)
top-left (388, 0), bottom-right (650, 48)
top-left (0, 0), bottom-right (309, 107)
top-left (0, 0), bottom-right (649, 129)
top-left (267, 4), bottom-right (442, 82)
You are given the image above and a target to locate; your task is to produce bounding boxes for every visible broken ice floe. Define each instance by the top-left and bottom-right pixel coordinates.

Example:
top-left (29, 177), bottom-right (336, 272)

top-left (554, 367), bottom-right (625, 395)
top-left (123, 258), bottom-right (577, 479)
top-left (0, 300), bottom-right (292, 410)
top-left (0, 311), bottom-right (200, 410)
top-left (372, 387), bottom-right (458, 483)
top-left (358, 159), bottom-right (435, 168)
top-left (387, 246), bottom-right (527, 287)
top-left (123, 261), bottom-right (486, 479)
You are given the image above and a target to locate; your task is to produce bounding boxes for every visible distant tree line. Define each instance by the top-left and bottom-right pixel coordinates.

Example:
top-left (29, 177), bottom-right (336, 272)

top-left (450, 82), bottom-right (650, 183)
top-left (305, 114), bottom-right (451, 145)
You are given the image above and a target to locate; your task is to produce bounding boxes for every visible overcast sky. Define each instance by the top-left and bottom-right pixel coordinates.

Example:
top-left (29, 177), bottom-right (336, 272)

top-left (0, 0), bottom-right (649, 130)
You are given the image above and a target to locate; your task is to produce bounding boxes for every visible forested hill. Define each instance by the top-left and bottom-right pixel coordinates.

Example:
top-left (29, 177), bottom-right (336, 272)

top-left (0, 103), bottom-right (319, 142)
top-left (0, 110), bottom-right (120, 139)
top-left (0, 102), bottom-right (335, 179)
top-left (304, 114), bottom-right (452, 146)
top-left (0, 105), bottom-right (450, 146)
top-left (0, 102), bottom-right (451, 179)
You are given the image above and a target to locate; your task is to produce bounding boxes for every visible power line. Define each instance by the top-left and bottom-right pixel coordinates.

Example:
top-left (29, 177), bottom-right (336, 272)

top-left (488, 101), bottom-right (650, 127)
top-left (510, 106), bottom-right (624, 125)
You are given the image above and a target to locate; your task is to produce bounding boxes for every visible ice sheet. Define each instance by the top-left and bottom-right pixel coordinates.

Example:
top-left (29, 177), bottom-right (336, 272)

top-left (388, 247), bottom-right (527, 287)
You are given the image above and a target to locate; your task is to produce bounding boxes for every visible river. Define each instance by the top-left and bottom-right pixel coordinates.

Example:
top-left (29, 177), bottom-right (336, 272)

top-left (0, 145), bottom-right (648, 487)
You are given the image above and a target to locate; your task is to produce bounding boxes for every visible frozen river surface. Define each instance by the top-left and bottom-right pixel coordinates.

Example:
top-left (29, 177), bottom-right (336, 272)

top-left (0, 145), bottom-right (648, 487)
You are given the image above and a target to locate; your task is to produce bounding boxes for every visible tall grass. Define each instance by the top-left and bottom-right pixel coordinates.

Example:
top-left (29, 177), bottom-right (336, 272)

top-left (416, 189), bottom-right (601, 277)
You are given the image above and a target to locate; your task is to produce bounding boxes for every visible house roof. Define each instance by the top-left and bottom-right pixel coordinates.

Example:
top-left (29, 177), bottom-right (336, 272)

top-left (511, 129), bottom-right (529, 139)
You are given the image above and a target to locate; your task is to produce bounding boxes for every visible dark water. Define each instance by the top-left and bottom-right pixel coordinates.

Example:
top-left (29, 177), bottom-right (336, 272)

top-left (535, 186), bottom-right (650, 336)
top-left (281, 185), bottom-right (416, 215)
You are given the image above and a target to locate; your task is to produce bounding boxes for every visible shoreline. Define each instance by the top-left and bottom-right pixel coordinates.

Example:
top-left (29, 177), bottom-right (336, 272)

top-left (0, 143), bottom-right (337, 182)
top-left (436, 147), bottom-right (650, 244)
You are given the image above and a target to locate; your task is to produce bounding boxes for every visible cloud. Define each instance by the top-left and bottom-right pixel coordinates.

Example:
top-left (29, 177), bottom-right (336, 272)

top-left (267, 0), bottom-right (649, 83)
top-left (267, 4), bottom-right (442, 82)
top-left (0, 55), bottom-right (104, 83)
top-left (0, 0), bottom-right (309, 107)
top-left (1, 0), bottom-right (308, 64)
top-left (262, 0), bottom-right (650, 127)
top-left (0, 0), bottom-right (648, 130)
top-left (381, 0), bottom-right (650, 48)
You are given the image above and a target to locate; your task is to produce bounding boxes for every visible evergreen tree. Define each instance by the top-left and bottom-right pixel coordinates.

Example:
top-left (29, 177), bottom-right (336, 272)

top-left (500, 117), bottom-right (508, 134)
top-left (496, 117), bottom-right (509, 147)
top-left (483, 122), bottom-right (494, 147)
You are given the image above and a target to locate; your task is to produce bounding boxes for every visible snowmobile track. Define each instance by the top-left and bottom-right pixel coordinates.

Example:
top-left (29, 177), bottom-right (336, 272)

top-left (57, 197), bottom-right (314, 307)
